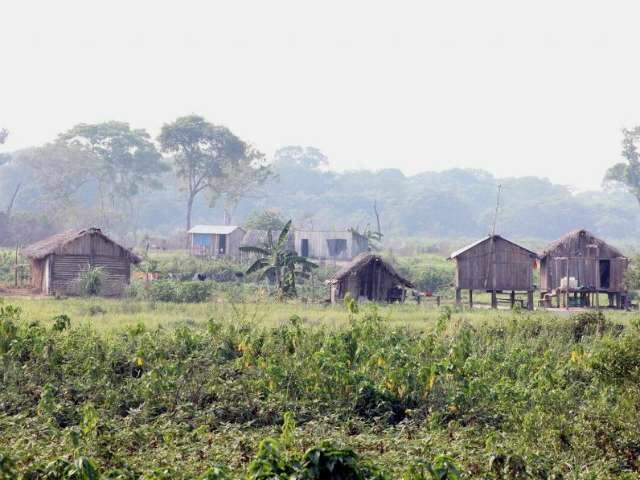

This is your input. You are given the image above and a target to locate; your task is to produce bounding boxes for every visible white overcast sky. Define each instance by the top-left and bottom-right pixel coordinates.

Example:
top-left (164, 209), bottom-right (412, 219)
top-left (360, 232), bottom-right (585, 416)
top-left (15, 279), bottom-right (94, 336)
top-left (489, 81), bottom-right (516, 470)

top-left (2, 0), bottom-right (639, 190)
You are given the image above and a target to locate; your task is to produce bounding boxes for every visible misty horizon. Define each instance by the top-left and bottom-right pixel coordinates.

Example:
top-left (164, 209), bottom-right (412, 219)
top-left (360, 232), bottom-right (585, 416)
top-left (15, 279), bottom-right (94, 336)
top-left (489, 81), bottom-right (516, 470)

top-left (4, 1), bottom-right (640, 191)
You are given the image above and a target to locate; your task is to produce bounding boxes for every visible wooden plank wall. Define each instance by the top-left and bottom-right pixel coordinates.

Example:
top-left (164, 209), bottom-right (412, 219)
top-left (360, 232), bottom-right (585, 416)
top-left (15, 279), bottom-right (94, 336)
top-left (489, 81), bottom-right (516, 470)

top-left (541, 256), bottom-right (628, 293)
top-left (45, 232), bottom-right (134, 296)
top-left (455, 237), bottom-right (534, 291)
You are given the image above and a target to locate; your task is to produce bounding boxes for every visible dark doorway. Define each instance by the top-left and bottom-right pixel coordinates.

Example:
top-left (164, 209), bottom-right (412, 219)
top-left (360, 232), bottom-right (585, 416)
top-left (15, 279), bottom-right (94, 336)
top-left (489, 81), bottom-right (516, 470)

top-left (301, 239), bottom-right (309, 257)
top-left (599, 260), bottom-right (610, 289)
top-left (326, 238), bottom-right (347, 257)
top-left (218, 234), bottom-right (227, 254)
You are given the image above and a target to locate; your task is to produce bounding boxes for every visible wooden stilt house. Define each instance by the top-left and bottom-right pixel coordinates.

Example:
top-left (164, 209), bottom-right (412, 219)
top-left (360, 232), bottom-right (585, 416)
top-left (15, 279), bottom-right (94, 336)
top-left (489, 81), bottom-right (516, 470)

top-left (448, 235), bottom-right (538, 309)
top-left (539, 229), bottom-right (629, 309)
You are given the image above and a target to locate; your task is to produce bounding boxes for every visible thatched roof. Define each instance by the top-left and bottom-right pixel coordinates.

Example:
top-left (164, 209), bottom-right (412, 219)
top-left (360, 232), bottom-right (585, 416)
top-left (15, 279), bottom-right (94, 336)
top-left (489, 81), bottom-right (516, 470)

top-left (22, 227), bottom-right (141, 263)
top-left (541, 229), bottom-right (625, 259)
top-left (449, 234), bottom-right (538, 260)
top-left (329, 253), bottom-right (415, 288)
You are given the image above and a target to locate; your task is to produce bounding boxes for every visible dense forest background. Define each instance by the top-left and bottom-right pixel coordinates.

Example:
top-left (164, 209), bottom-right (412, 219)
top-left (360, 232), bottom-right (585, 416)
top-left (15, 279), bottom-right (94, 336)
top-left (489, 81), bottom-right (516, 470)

top-left (1, 121), bottom-right (638, 247)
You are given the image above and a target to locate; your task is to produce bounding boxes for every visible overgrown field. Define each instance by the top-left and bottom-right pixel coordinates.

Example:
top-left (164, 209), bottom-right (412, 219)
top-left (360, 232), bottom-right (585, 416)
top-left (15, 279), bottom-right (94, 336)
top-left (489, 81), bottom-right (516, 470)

top-left (1, 298), bottom-right (640, 478)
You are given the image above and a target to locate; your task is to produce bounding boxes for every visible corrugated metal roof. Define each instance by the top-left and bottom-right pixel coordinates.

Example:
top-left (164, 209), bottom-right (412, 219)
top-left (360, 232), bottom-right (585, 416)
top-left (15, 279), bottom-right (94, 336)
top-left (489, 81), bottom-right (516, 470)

top-left (188, 225), bottom-right (242, 235)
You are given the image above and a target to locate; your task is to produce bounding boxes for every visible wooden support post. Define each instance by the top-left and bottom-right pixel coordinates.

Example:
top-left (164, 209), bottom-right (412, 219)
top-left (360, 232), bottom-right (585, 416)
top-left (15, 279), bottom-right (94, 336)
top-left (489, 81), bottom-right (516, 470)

top-left (527, 291), bottom-right (534, 311)
top-left (436, 296), bottom-right (441, 307)
top-left (510, 290), bottom-right (515, 309)
top-left (491, 291), bottom-right (498, 309)
top-left (565, 259), bottom-right (570, 311)
top-left (455, 288), bottom-right (461, 306)
top-left (469, 290), bottom-right (473, 309)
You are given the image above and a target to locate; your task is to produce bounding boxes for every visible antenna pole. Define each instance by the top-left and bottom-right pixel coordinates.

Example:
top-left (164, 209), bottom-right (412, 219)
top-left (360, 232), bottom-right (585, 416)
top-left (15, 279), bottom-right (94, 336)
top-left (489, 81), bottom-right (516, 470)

top-left (491, 184), bottom-right (502, 236)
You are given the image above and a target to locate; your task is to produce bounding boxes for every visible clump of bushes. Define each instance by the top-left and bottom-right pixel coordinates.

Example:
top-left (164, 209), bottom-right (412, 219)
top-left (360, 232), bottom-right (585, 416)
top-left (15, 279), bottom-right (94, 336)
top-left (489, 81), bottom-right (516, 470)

top-left (145, 280), bottom-right (214, 303)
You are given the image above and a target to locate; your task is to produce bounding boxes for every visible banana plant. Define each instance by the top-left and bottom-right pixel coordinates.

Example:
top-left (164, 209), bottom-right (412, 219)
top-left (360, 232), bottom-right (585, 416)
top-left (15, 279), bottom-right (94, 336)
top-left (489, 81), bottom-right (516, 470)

top-left (240, 220), bottom-right (317, 298)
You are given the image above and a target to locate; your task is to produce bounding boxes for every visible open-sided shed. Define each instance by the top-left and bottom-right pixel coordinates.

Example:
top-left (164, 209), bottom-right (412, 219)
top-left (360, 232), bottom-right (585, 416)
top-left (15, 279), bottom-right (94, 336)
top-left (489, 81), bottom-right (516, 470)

top-left (328, 253), bottom-right (414, 303)
top-left (540, 229), bottom-right (628, 308)
top-left (22, 227), bottom-right (140, 296)
top-left (449, 235), bottom-right (538, 309)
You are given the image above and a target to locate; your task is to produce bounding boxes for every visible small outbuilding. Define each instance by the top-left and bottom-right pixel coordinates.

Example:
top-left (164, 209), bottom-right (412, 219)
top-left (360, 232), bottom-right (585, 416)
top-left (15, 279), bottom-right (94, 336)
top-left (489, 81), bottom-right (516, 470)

top-left (188, 225), bottom-right (246, 258)
top-left (540, 229), bottom-right (629, 308)
top-left (449, 235), bottom-right (538, 310)
top-left (328, 253), bottom-right (414, 303)
top-left (22, 227), bottom-right (140, 296)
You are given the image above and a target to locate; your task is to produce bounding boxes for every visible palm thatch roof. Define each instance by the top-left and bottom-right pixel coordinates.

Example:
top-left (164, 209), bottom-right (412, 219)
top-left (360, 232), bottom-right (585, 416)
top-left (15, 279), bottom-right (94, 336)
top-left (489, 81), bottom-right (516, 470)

top-left (329, 253), bottom-right (415, 288)
top-left (22, 227), bottom-right (141, 263)
top-left (541, 229), bottom-right (625, 259)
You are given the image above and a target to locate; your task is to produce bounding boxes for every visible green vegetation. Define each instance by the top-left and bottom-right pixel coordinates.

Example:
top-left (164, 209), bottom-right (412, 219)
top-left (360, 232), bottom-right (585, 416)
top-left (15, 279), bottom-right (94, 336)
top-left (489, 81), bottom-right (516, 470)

top-left (394, 254), bottom-right (455, 294)
top-left (1, 297), bottom-right (639, 478)
top-left (240, 221), bottom-right (318, 299)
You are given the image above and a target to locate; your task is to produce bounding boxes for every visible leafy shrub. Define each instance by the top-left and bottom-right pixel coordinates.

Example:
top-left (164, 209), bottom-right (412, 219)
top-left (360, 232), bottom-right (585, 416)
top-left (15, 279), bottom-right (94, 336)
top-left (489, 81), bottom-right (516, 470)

top-left (146, 280), bottom-right (213, 303)
top-left (590, 334), bottom-right (640, 384)
top-left (52, 314), bottom-right (71, 332)
top-left (177, 281), bottom-right (214, 303)
top-left (571, 311), bottom-right (608, 341)
top-left (75, 265), bottom-right (106, 296)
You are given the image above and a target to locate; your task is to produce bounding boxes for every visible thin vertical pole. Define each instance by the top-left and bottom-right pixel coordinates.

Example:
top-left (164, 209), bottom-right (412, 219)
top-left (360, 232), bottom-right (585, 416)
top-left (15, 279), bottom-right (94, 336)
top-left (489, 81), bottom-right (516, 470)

top-left (14, 244), bottom-right (19, 288)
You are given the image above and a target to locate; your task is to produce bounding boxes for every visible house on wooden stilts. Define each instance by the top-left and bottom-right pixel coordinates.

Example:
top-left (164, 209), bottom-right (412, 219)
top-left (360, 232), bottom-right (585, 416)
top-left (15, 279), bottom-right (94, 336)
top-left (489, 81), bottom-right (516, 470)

top-left (449, 235), bottom-right (538, 310)
top-left (539, 229), bottom-right (629, 309)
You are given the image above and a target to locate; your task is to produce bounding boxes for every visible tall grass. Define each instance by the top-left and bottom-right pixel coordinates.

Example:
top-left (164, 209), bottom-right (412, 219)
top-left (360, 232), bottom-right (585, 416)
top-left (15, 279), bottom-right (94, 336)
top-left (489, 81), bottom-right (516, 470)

top-left (1, 298), bottom-right (639, 477)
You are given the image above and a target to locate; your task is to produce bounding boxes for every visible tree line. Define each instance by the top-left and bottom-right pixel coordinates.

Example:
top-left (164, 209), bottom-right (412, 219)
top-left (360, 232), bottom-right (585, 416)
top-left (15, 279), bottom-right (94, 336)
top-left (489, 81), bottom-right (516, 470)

top-left (2, 122), bottom-right (640, 246)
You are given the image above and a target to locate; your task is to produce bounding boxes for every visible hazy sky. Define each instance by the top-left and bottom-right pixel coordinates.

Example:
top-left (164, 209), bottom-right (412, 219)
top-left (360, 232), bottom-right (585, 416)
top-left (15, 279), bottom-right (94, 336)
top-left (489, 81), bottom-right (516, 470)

top-left (2, 1), bottom-right (639, 190)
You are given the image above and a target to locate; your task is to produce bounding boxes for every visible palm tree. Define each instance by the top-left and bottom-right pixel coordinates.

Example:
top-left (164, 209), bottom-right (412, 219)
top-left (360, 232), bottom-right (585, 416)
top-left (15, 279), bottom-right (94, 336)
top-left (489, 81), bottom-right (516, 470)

top-left (239, 220), bottom-right (317, 298)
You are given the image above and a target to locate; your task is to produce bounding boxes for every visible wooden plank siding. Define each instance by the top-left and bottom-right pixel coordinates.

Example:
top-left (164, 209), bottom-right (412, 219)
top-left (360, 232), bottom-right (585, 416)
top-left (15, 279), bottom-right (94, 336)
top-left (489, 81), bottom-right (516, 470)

top-left (453, 236), bottom-right (535, 292)
top-left (540, 230), bottom-right (628, 294)
top-left (24, 228), bottom-right (138, 296)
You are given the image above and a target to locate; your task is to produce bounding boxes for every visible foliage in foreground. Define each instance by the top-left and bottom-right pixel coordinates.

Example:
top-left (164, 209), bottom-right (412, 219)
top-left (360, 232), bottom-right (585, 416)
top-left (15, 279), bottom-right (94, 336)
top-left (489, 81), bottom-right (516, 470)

top-left (1, 300), bottom-right (640, 478)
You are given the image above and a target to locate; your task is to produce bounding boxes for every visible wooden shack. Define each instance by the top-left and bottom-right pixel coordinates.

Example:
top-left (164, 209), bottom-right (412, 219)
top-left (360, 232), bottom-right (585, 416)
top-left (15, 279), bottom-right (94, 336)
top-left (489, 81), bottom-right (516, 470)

top-left (449, 235), bottom-right (538, 310)
top-left (294, 230), bottom-right (369, 261)
top-left (22, 227), bottom-right (140, 296)
top-left (540, 229), bottom-right (629, 309)
top-left (187, 225), bottom-right (246, 258)
top-left (328, 253), bottom-right (414, 303)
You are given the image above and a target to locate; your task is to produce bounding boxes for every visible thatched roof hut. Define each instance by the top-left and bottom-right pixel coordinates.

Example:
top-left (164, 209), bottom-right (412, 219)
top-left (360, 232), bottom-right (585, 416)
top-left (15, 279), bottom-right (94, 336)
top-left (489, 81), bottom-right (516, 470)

top-left (328, 253), bottom-right (414, 303)
top-left (540, 230), bottom-right (628, 306)
top-left (23, 227), bottom-right (140, 296)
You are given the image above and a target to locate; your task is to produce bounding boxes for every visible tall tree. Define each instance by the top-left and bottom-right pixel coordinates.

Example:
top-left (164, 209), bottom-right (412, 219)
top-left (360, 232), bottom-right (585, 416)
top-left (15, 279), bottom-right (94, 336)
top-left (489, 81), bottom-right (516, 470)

top-left (208, 144), bottom-right (271, 224)
top-left (604, 127), bottom-right (640, 205)
top-left (158, 115), bottom-right (265, 232)
top-left (57, 122), bottom-right (167, 218)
